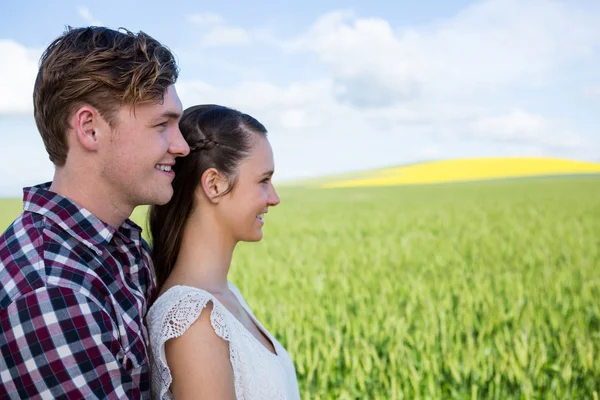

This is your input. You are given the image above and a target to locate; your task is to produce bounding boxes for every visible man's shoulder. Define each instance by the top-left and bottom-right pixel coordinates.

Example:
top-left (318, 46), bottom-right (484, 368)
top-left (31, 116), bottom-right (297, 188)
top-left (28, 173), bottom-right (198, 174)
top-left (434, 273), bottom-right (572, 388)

top-left (1, 211), bottom-right (45, 250)
top-left (0, 212), bottom-right (47, 308)
top-left (0, 211), bottom-right (114, 314)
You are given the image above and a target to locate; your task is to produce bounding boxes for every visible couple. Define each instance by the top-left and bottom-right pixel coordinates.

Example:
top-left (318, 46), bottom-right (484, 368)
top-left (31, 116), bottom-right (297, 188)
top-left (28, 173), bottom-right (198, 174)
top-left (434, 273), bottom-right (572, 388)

top-left (0, 26), bottom-right (300, 399)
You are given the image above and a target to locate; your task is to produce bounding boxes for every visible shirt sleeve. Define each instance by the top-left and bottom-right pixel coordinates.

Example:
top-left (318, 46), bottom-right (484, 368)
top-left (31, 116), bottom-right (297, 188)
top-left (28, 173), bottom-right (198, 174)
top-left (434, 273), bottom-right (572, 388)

top-left (0, 285), bottom-right (143, 399)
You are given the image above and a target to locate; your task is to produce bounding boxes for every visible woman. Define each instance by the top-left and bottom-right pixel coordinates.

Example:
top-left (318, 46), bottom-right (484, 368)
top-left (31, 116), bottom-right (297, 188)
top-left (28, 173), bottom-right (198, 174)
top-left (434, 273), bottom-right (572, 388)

top-left (146, 105), bottom-right (301, 399)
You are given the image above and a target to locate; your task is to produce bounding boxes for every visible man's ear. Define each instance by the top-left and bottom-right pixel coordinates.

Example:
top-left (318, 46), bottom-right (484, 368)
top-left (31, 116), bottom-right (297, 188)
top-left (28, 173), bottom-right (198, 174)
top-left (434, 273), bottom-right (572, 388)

top-left (70, 105), bottom-right (106, 152)
top-left (199, 168), bottom-right (230, 203)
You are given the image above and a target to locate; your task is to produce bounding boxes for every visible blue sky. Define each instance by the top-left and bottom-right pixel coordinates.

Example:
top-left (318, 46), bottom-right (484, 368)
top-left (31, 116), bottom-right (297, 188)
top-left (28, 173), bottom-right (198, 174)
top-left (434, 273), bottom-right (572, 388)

top-left (1, 0), bottom-right (599, 197)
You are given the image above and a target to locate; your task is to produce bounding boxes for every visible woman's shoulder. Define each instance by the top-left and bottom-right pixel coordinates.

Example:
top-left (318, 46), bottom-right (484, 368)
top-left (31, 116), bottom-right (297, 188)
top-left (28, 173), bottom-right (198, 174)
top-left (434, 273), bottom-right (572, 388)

top-left (147, 285), bottom-right (231, 340)
top-left (147, 285), bottom-right (235, 400)
top-left (149, 282), bottom-right (242, 317)
top-left (148, 285), bottom-right (211, 320)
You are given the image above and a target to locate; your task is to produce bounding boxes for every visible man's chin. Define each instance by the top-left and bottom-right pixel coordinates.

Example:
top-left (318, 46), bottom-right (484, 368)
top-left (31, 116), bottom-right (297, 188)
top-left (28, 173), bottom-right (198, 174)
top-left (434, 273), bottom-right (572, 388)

top-left (140, 187), bottom-right (174, 207)
top-left (155, 193), bottom-right (174, 206)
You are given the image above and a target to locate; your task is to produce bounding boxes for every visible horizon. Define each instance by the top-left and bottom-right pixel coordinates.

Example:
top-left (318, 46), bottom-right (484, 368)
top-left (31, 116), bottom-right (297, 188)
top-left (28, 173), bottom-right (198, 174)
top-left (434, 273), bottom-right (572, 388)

top-left (1, 156), bottom-right (598, 199)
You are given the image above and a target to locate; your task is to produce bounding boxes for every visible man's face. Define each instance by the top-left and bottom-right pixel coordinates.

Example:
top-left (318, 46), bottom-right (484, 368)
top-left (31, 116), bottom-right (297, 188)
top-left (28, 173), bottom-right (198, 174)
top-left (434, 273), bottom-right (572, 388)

top-left (99, 85), bottom-right (190, 209)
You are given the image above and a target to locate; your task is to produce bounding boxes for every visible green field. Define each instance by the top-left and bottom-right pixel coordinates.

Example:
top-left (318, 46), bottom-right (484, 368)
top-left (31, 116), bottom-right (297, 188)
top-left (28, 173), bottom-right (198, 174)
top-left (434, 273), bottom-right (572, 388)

top-left (2, 177), bottom-right (599, 398)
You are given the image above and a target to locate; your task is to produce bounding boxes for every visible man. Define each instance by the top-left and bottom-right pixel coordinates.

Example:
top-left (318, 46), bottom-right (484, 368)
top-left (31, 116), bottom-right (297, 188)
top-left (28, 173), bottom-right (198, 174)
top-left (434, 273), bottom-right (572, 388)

top-left (0, 26), bottom-right (189, 398)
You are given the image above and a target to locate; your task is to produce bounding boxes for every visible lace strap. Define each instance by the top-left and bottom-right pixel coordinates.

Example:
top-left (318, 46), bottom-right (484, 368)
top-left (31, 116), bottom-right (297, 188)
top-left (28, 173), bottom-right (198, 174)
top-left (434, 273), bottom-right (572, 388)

top-left (148, 287), bottom-right (232, 399)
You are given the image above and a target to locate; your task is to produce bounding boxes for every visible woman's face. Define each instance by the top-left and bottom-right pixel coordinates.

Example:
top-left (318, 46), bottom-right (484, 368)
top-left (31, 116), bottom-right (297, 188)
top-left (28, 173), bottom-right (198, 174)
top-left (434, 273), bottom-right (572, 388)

top-left (218, 135), bottom-right (280, 243)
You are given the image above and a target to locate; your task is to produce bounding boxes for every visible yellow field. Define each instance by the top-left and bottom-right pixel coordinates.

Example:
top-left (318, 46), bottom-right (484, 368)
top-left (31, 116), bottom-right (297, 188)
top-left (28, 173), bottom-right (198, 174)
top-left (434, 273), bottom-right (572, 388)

top-left (321, 157), bottom-right (600, 188)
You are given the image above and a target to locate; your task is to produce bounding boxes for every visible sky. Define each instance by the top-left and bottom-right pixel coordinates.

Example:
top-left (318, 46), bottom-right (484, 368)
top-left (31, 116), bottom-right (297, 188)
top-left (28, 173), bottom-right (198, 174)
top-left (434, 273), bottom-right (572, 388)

top-left (1, 0), bottom-right (599, 197)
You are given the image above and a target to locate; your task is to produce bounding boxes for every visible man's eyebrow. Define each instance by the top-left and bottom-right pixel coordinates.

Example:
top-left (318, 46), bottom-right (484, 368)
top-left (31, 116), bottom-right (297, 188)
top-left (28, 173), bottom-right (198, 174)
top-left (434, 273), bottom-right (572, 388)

top-left (151, 111), bottom-right (181, 123)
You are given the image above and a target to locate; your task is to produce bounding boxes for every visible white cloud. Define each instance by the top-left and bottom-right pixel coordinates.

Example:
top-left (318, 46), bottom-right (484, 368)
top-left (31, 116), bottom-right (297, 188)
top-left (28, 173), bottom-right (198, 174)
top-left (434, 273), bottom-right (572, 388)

top-left (285, 0), bottom-right (600, 107)
top-left (584, 85), bottom-right (600, 99)
top-left (285, 11), bottom-right (426, 106)
top-left (201, 26), bottom-right (251, 47)
top-left (253, 0), bottom-right (598, 160)
top-left (186, 12), bottom-right (251, 47)
top-left (3, 0), bottom-right (598, 193)
top-left (176, 77), bottom-right (404, 181)
top-left (418, 146), bottom-right (443, 159)
top-left (0, 116), bottom-right (54, 196)
top-left (187, 12), bottom-right (223, 27)
top-left (470, 109), bottom-right (585, 149)
top-left (77, 6), bottom-right (102, 26)
top-left (177, 78), bottom-right (336, 131)
top-left (176, 78), bottom-right (589, 178)
top-left (0, 40), bottom-right (40, 114)
top-left (0, 145), bottom-right (53, 194)
top-left (280, 109), bottom-right (309, 130)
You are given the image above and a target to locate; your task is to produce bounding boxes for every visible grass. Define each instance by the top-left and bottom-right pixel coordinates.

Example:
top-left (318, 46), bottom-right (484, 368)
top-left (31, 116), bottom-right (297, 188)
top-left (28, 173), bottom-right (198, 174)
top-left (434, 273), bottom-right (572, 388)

top-left (1, 176), bottom-right (599, 398)
top-left (231, 176), bottom-right (600, 398)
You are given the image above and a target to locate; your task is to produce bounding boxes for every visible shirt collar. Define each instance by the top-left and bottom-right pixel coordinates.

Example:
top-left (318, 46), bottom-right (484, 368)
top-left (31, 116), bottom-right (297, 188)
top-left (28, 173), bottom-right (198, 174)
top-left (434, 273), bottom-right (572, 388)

top-left (23, 182), bottom-right (143, 255)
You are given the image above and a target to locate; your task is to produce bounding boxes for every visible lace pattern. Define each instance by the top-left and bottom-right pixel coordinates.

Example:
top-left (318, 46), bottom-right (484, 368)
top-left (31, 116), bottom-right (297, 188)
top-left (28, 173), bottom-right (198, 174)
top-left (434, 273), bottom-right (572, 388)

top-left (146, 284), bottom-right (301, 400)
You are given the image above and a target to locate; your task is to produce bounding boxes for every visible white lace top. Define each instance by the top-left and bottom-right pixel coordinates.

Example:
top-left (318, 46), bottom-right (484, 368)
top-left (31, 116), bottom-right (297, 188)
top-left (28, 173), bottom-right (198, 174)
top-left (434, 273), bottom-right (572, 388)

top-left (147, 283), bottom-right (301, 400)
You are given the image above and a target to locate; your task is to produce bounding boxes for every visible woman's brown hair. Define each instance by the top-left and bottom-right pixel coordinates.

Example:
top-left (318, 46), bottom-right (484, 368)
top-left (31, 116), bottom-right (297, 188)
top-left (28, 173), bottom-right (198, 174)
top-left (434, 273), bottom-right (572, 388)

top-left (148, 105), bottom-right (267, 290)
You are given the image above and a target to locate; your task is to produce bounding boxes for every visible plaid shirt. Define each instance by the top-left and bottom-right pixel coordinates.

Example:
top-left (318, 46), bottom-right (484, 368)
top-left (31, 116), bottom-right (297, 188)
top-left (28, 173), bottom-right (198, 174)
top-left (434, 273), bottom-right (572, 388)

top-left (0, 183), bottom-right (156, 399)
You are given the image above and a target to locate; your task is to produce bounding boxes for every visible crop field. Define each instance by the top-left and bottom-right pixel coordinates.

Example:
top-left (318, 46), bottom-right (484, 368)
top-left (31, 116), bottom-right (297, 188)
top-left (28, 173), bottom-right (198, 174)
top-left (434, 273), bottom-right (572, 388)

top-left (1, 166), bottom-right (599, 398)
top-left (316, 157), bottom-right (600, 188)
top-left (224, 176), bottom-right (600, 399)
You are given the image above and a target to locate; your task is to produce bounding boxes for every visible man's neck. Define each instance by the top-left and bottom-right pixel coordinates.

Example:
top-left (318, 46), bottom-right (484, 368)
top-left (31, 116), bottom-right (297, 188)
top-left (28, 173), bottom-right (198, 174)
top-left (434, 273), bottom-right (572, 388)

top-left (50, 168), bottom-right (133, 229)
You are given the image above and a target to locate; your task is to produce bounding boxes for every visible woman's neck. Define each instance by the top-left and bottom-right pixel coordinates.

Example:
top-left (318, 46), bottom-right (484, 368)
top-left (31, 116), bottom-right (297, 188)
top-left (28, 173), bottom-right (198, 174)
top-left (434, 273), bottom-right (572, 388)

top-left (168, 210), bottom-right (237, 293)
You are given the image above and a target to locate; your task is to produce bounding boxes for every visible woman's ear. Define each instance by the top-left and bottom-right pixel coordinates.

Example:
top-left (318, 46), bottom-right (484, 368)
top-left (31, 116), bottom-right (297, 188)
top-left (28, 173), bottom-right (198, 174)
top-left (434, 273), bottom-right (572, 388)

top-left (199, 168), bottom-right (229, 203)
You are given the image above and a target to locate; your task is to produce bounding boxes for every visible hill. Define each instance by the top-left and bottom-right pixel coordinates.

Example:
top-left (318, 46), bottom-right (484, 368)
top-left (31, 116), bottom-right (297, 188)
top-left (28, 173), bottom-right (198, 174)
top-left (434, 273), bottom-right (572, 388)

top-left (286, 157), bottom-right (600, 188)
